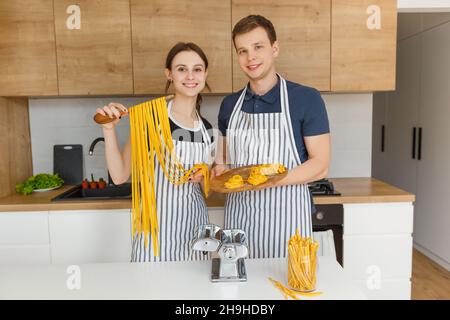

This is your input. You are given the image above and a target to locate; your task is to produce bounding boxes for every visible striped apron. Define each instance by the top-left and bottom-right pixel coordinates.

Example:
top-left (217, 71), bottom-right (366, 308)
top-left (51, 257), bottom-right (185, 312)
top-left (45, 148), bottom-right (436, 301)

top-left (131, 101), bottom-right (214, 262)
top-left (224, 76), bottom-right (313, 259)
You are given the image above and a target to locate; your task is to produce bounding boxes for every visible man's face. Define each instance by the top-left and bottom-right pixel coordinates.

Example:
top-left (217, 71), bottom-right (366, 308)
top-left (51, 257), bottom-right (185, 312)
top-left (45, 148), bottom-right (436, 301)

top-left (234, 26), bottom-right (279, 82)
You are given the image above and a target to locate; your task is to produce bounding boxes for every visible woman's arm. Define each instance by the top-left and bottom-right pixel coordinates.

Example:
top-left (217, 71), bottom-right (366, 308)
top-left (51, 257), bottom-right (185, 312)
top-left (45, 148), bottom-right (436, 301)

top-left (103, 128), bottom-right (131, 184)
top-left (96, 103), bottom-right (131, 185)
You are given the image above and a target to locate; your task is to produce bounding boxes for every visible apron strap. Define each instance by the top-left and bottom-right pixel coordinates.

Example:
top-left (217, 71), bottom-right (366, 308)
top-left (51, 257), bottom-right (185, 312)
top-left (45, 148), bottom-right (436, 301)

top-left (279, 75), bottom-right (302, 165)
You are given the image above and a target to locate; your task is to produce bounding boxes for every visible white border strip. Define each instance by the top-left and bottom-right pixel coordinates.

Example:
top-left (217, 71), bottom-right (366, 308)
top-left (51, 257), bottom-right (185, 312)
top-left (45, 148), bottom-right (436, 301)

top-left (398, 0), bottom-right (450, 12)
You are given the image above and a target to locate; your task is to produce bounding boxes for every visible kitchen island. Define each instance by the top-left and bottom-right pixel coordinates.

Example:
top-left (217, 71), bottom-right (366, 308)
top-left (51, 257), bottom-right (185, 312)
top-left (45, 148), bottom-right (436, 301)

top-left (0, 256), bottom-right (365, 300)
top-left (0, 177), bottom-right (415, 299)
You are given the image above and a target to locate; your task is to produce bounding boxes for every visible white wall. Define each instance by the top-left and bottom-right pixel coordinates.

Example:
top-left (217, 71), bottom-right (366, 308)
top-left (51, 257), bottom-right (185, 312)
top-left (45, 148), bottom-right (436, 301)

top-left (29, 93), bottom-right (372, 181)
top-left (323, 94), bottom-right (373, 177)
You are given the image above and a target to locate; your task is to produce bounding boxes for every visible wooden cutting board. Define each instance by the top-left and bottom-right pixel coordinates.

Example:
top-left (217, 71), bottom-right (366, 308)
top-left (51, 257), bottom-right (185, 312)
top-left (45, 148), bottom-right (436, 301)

top-left (210, 165), bottom-right (288, 193)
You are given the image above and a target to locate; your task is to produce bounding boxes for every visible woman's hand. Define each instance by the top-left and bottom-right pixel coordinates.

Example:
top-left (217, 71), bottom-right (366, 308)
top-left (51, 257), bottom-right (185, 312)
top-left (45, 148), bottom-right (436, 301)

top-left (189, 169), bottom-right (204, 184)
top-left (95, 102), bottom-right (128, 130)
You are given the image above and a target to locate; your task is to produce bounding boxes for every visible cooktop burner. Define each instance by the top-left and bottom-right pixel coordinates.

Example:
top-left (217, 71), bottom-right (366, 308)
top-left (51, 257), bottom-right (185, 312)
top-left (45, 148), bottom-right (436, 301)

top-left (308, 179), bottom-right (341, 196)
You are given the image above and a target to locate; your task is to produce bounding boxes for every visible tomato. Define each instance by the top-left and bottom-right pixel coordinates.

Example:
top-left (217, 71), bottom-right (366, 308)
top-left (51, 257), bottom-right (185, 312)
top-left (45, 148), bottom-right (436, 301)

top-left (81, 179), bottom-right (89, 189)
top-left (90, 174), bottom-right (98, 189)
top-left (98, 178), bottom-right (106, 189)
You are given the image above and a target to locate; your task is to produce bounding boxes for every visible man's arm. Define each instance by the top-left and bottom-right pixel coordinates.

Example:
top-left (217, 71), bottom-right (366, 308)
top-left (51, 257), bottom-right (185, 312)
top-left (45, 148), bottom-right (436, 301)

top-left (210, 135), bottom-right (230, 178)
top-left (275, 133), bottom-right (330, 186)
top-left (211, 96), bottom-right (232, 178)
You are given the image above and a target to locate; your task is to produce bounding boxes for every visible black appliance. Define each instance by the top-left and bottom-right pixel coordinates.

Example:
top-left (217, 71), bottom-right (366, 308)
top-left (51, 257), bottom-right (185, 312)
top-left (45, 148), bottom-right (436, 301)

top-left (312, 204), bottom-right (343, 266)
top-left (308, 178), bottom-right (341, 196)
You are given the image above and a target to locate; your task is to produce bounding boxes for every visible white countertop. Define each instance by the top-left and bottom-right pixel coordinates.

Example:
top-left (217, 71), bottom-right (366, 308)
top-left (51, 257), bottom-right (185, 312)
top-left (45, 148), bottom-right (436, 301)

top-left (0, 257), bottom-right (366, 300)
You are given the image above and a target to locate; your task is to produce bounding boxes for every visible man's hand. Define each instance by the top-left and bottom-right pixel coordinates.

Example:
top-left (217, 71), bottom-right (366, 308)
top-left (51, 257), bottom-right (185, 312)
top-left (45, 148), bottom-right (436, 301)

top-left (210, 164), bottom-right (229, 180)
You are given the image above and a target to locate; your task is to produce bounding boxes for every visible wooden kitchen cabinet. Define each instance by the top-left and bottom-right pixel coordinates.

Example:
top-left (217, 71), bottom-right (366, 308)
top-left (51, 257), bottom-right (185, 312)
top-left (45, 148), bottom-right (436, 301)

top-left (0, 1), bottom-right (58, 96)
top-left (0, 98), bottom-right (33, 198)
top-left (131, 0), bottom-right (232, 94)
top-left (331, 0), bottom-right (397, 91)
top-left (53, 0), bottom-right (133, 95)
top-left (231, 0), bottom-right (331, 92)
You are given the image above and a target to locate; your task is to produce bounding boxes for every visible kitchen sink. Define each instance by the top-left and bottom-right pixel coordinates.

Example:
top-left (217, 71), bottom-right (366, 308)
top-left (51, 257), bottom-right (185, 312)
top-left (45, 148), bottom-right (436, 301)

top-left (51, 183), bottom-right (132, 201)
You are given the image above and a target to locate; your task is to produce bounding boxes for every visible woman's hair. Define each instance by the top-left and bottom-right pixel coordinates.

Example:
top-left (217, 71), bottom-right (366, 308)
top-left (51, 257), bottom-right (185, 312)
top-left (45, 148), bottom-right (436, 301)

top-left (232, 15), bottom-right (277, 46)
top-left (165, 42), bottom-right (211, 116)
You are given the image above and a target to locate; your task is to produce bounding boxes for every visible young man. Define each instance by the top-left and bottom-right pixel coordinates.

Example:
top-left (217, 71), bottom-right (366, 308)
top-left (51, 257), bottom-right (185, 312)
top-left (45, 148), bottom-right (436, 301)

top-left (212, 15), bottom-right (331, 259)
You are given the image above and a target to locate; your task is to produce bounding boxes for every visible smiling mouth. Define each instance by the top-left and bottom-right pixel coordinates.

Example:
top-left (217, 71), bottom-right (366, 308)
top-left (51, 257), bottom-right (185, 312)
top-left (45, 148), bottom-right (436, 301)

top-left (183, 83), bottom-right (199, 88)
top-left (247, 64), bottom-right (262, 71)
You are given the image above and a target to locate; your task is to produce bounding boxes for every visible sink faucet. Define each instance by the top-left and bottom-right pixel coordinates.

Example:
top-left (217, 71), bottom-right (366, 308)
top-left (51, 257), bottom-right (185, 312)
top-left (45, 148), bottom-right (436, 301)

top-left (88, 137), bottom-right (114, 186)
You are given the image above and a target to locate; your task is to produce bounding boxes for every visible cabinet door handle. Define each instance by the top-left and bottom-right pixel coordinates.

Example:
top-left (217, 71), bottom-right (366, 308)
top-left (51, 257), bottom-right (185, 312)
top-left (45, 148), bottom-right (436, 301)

top-left (381, 125), bottom-right (385, 152)
top-left (418, 127), bottom-right (422, 160)
top-left (412, 127), bottom-right (416, 159)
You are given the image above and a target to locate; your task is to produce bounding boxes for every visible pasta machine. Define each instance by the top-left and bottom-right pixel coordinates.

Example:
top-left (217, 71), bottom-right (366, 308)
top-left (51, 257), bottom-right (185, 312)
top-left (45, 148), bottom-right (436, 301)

top-left (192, 224), bottom-right (249, 282)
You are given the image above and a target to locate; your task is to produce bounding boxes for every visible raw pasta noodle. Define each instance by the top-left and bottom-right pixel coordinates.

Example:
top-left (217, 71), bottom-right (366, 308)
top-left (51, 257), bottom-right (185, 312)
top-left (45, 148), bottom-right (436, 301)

top-left (223, 163), bottom-right (286, 189)
top-left (256, 163), bottom-right (286, 175)
top-left (268, 277), bottom-right (322, 300)
top-left (129, 96), bottom-right (209, 255)
top-left (268, 230), bottom-right (322, 299)
top-left (224, 175), bottom-right (244, 189)
top-left (287, 229), bottom-right (319, 292)
top-left (247, 172), bottom-right (268, 186)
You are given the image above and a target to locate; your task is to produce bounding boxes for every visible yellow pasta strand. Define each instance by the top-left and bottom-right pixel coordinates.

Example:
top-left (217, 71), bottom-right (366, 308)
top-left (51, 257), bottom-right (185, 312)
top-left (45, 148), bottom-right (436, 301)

top-left (254, 163), bottom-right (287, 175)
top-left (287, 229), bottom-right (319, 292)
top-left (268, 277), bottom-right (323, 300)
top-left (247, 172), bottom-right (268, 186)
top-left (224, 175), bottom-right (244, 189)
top-left (223, 163), bottom-right (286, 189)
top-left (268, 229), bottom-right (323, 300)
top-left (129, 96), bottom-right (210, 255)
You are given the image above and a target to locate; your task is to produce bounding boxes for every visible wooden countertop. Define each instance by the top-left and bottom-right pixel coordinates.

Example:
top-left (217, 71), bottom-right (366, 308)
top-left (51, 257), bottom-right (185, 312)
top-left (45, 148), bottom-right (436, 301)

top-left (0, 177), bottom-right (415, 212)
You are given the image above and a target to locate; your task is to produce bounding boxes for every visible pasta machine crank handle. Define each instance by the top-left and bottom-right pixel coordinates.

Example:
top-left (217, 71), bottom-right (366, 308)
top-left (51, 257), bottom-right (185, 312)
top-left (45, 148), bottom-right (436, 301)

top-left (93, 95), bottom-right (175, 125)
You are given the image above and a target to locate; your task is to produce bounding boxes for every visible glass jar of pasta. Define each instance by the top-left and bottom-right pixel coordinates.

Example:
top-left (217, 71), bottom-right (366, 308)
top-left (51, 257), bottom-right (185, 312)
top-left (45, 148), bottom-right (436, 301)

top-left (287, 234), bottom-right (319, 292)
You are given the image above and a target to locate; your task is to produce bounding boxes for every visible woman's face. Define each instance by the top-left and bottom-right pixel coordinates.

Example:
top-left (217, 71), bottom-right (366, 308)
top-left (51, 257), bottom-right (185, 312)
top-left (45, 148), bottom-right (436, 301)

top-left (166, 50), bottom-right (208, 98)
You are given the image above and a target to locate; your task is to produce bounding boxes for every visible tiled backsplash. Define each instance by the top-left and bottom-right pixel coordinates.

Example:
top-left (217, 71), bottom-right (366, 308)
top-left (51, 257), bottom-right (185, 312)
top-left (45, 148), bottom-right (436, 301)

top-left (29, 93), bottom-right (372, 182)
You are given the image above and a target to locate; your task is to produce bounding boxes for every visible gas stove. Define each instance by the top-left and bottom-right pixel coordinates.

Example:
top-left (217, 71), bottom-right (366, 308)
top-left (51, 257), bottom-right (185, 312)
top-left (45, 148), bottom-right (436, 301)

top-left (308, 179), bottom-right (341, 196)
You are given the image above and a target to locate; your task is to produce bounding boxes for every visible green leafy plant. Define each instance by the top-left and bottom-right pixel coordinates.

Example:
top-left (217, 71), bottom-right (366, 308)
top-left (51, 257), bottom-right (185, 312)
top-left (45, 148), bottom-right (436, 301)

top-left (15, 173), bottom-right (64, 195)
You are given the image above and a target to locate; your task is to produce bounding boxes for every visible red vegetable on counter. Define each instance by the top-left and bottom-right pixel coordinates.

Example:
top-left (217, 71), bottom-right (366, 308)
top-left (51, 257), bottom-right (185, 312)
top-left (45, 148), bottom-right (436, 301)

top-left (90, 173), bottom-right (98, 189)
top-left (81, 179), bottom-right (89, 189)
top-left (98, 178), bottom-right (106, 189)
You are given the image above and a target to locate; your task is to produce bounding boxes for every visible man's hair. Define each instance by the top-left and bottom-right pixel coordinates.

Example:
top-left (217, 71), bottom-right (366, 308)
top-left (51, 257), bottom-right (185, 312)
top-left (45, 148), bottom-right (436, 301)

top-left (232, 15), bottom-right (277, 46)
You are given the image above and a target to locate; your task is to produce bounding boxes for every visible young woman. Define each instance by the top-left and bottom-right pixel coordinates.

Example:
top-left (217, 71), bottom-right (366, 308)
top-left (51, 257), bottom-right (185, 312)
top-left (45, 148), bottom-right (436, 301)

top-left (95, 42), bottom-right (215, 262)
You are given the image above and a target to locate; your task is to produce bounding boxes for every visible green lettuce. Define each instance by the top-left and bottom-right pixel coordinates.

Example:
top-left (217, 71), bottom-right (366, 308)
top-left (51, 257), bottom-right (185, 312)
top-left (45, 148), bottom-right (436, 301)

top-left (15, 173), bottom-right (64, 195)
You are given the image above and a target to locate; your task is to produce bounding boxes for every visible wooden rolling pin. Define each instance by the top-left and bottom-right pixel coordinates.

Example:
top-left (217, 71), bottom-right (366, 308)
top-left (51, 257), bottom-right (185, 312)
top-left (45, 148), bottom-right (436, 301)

top-left (93, 95), bottom-right (175, 124)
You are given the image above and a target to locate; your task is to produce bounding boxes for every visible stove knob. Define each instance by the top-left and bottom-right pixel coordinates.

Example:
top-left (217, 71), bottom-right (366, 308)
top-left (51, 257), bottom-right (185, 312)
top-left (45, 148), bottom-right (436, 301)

top-left (316, 212), bottom-right (324, 220)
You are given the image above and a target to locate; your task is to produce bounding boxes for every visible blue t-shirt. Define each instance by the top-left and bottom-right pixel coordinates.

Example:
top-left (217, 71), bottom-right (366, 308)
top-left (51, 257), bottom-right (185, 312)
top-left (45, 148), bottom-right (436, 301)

top-left (218, 77), bottom-right (330, 163)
